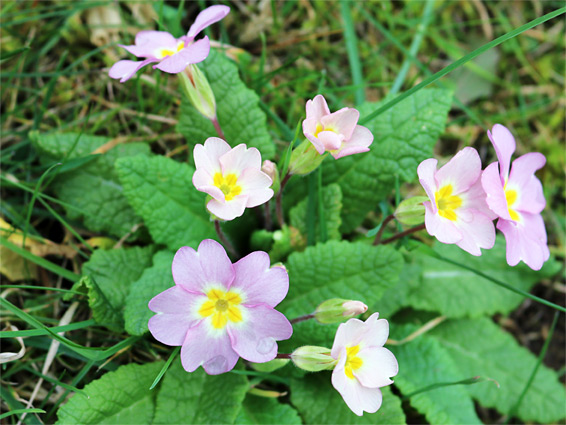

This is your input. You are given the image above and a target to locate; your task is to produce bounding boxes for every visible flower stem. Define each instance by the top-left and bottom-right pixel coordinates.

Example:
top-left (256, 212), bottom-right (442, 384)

top-left (275, 353), bottom-right (292, 359)
top-left (264, 201), bottom-right (272, 231)
top-left (290, 313), bottom-right (315, 325)
top-left (211, 116), bottom-right (226, 140)
top-left (380, 223), bottom-right (426, 245)
top-left (214, 220), bottom-right (238, 258)
top-left (372, 214), bottom-right (396, 246)
top-left (276, 173), bottom-right (291, 227)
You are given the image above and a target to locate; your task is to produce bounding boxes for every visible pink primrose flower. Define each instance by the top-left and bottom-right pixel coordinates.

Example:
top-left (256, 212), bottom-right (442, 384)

top-left (109, 5), bottom-right (229, 82)
top-left (192, 137), bottom-right (274, 221)
top-left (330, 313), bottom-right (398, 416)
top-left (481, 124), bottom-right (549, 270)
top-left (418, 147), bottom-right (496, 256)
top-left (302, 95), bottom-right (373, 159)
top-left (148, 239), bottom-right (292, 375)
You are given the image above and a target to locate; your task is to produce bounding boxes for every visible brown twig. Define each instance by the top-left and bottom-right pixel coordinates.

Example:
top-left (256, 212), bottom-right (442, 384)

top-left (381, 223), bottom-right (426, 245)
top-left (275, 353), bottom-right (292, 359)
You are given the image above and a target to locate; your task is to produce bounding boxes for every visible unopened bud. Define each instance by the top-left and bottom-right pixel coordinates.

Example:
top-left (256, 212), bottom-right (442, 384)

top-left (314, 298), bottom-right (368, 324)
top-left (291, 346), bottom-right (336, 372)
top-left (262, 160), bottom-right (280, 193)
top-left (394, 196), bottom-right (427, 226)
top-left (179, 64), bottom-right (217, 120)
top-left (288, 140), bottom-right (326, 176)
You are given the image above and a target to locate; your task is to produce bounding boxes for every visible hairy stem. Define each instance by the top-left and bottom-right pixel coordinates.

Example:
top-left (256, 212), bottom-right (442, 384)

top-left (276, 173), bottom-right (291, 227)
top-left (372, 214), bottom-right (396, 246)
top-left (211, 116), bottom-right (226, 140)
top-left (381, 223), bottom-right (426, 245)
top-left (290, 313), bottom-right (315, 325)
top-left (214, 220), bottom-right (238, 258)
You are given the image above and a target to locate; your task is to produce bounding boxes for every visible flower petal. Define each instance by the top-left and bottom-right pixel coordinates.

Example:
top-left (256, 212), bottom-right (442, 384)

top-left (424, 202), bottom-right (462, 244)
top-left (192, 169), bottom-right (225, 200)
top-left (207, 196), bottom-right (249, 221)
top-left (238, 169), bottom-right (274, 207)
top-left (306, 95), bottom-right (330, 121)
top-left (194, 137), bottom-right (231, 176)
top-left (321, 108), bottom-right (359, 141)
top-left (154, 36), bottom-right (210, 74)
top-left (354, 346), bottom-right (398, 388)
top-left (332, 125), bottom-right (373, 159)
top-left (186, 5), bottom-right (230, 40)
top-left (220, 144), bottom-right (262, 174)
top-left (231, 251), bottom-right (289, 307)
top-left (508, 152), bottom-right (546, 214)
top-left (453, 210), bottom-right (496, 256)
top-left (461, 179), bottom-right (497, 220)
top-left (135, 30), bottom-right (178, 51)
top-left (180, 321), bottom-right (239, 374)
top-left (331, 313), bottom-right (386, 359)
top-left (317, 131), bottom-right (343, 151)
top-left (435, 147), bottom-right (481, 195)
top-left (228, 305), bottom-right (292, 363)
top-left (487, 124), bottom-right (516, 183)
top-left (481, 162), bottom-right (512, 220)
top-left (417, 158), bottom-right (439, 214)
top-left (108, 59), bottom-right (157, 83)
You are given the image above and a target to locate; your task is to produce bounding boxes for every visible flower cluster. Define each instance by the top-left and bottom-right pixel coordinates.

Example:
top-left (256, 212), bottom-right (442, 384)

top-left (418, 124), bottom-right (548, 270)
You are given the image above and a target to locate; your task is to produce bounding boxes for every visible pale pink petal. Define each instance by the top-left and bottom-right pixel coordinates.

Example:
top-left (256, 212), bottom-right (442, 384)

top-left (135, 30), bottom-right (178, 50)
top-left (194, 137), bottom-right (231, 176)
top-left (219, 144), bottom-right (262, 174)
top-left (417, 158), bottom-right (439, 213)
top-left (488, 124), bottom-right (516, 183)
top-left (148, 313), bottom-right (194, 346)
top-left (228, 305), bottom-right (292, 363)
top-left (192, 169), bottom-right (225, 200)
top-left (332, 125), bottom-right (374, 159)
top-left (321, 108), bottom-right (359, 140)
top-left (238, 169), bottom-right (274, 207)
top-left (186, 5), bottom-right (230, 40)
top-left (453, 210), bottom-right (496, 256)
top-left (354, 347), bottom-right (398, 388)
top-left (361, 313), bottom-right (389, 349)
top-left (508, 152), bottom-right (546, 214)
top-left (305, 133), bottom-right (326, 155)
top-left (331, 317), bottom-right (369, 359)
top-left (435, 147), bottom-right (481, 194)
top-left (180, 321), bottom-right (239, 374)
top-left (302, 117), bottom-right (319, 140)
top-left (172, 241), bottom-right (234, 293)
top-left (231, 251), bottom-right (289, 307)
top-left (154, 36), bottom-right (210, 73)
top-left (207, 196), bottom-right (249, 221)
top-left (424, 202), bottom-right (462, 244)
top-left (306, 95), bottom-right (330, 121)
top-left (461, 179), bottom-right (497, 220)
top-left (108, 59), bottom-right (157, 82)
top-left (317, 131), bottom-right (344, 151)
top-left (497, 213), bottom-right (549, 270)
top-left (481, 162), bottom-right (512, 220)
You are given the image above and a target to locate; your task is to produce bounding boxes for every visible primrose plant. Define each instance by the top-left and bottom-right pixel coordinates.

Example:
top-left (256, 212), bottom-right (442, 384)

top-left (49, 4), bottom-right (562, 425)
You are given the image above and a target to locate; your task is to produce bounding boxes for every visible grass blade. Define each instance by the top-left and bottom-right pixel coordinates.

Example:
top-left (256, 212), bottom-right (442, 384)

top-left (340, 1), bottom-right (365, 105)
top-left (150, 346), bottom-right (180, 390)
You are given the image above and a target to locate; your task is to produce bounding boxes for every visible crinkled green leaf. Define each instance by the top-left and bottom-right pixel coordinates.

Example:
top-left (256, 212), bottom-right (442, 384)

top-left (290, 183), bottom-right (342, 242)
top-left (78, 246), bottom-right (154, 330)
top-left (153, 359), bottom-right (248, 424)
top-left (70, 276), bottom-right (122, 332)
top-left (124, 250), bottom-right (174, 336)
top-left (430, 318), bottom-right (566, 423)
top-left (116, 155), bottom-right (216, 251)
top-left (177, 49), bottom-right (275, 159)
top-left (235, 394), bottom-right (301, 425)
top-left (279, 241), bottom-right (403, 349)
top-left (285, 89), bottom-right (451, 232)
top-left (291, 375), bottom-right (405, 424)
top-left (391, 325), bottom-right (481, 424)
top-left (31, 132), bottom-right (150, 237)
top-left (56, 362), bottom-right (163, 424)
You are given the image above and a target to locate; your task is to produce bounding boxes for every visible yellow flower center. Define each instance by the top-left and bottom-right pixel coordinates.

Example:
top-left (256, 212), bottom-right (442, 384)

top-left (435, 184), bottom-right (462, 221)
top-left (198, 288), bottom-right (243, 329)
top-left (213, 172), bottom-right (242, 201)
top-left (156, 41), bottom-right (185, 59)
top-left (504, 187), bottom-right (519, 221)
top-left (344, 345), bottom-right (363, 379)
top-left (313, 123), bottom-right (338, 138)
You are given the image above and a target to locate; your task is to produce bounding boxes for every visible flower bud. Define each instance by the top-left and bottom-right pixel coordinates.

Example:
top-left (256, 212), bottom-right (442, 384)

top-left (291, 346), bottom-right (336, 372)
top-left (179, 64), bottom-right (217, 120)
top-left (288, 140), bottom-right (326, 176)
top-left (314, 298), bottom-right (368, 324)
top-left (262, 160), bottom-right (280, 193)
top-left (394, 196), bottom-right (428, 226)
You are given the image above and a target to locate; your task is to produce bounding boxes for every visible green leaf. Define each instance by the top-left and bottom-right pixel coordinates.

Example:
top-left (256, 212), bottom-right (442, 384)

top-left (124, 250), bottom-right (174, 336)
top-left (153, 359), bottom-right (248, 424)
top-left (430, 318), bottom-right (566, 423)
top-left (31, 132), bottom-right (150, 237)
top-left (235, 394), bottom-right (301, 425)
top-left (279, 241), bottom-right (403, 348)
top-left (391, 326), bottom-right (481, 424)
top-left (56, 362), bottom-right (164, 424)
top-left (314, 89), bottom-right (451, 232)
top-left (177, 49), bottom-right (275, 159)
top-left (70, 276), bottom-right (122, 332)
top-left (291, 375), bottom-right (405, 424)
top-left (290, 183), bottom-right (342, 242)
top-left (116, 155), bottom-right (216, 251)
top-left (78, 246), bottom-right (154, 330)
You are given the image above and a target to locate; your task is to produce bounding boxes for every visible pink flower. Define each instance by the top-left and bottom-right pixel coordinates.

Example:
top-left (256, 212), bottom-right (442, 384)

top-left (417, 147), bottom-right (496, 256)
top-left (148, 239), bottom-right (292, 375)
top-left (302, 95), bottom-right (373, 159)
top-left (109, 5), bottom-right (229, 82)
top-left (481, 124), bottom-right (549, 270)
top-left (192, 137), bottom-right (274, 221)
top-left (330, 313), bottom-right (398, 416)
